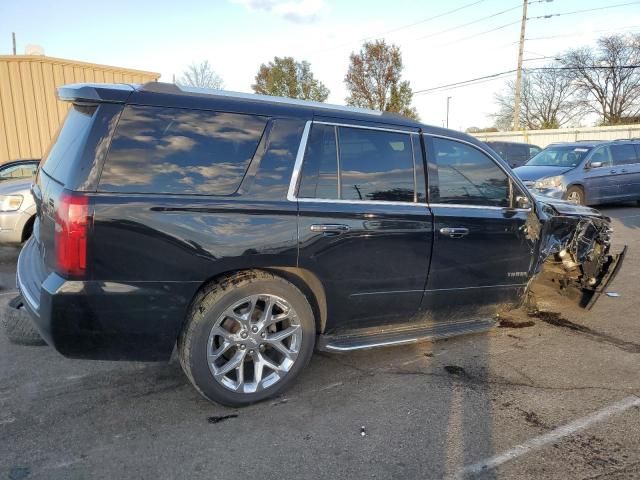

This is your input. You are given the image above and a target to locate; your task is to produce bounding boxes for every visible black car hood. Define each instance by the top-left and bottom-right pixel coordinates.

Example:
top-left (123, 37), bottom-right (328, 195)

top-left (514, 165), bottom-right (573, 181)
top-left (533, 194), bottom-right (605, 219)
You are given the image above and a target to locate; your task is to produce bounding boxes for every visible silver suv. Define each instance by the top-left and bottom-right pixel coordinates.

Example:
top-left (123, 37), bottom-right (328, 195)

top-left (514, 140), bottom-right (640, 205)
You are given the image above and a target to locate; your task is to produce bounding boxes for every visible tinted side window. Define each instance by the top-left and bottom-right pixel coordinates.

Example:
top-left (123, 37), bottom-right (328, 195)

top-left (298, 124), bottom-right (338, 199)
top-left (529, 146), bottom-right (541, 158)
top-left (100, 105), bottom-right (267, 195)
top-left (431, 137), bottom-right (509, 207)
top-left (610, 144), bottom-right (638, 165)
top-left (41, 104), bottom-right (96, 183)
top-left (338, 127), bottom-right (415, 202)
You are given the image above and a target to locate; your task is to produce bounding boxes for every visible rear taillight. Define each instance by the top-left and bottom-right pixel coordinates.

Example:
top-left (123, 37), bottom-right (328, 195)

top-left (55, 192), bottom-right (89, 277)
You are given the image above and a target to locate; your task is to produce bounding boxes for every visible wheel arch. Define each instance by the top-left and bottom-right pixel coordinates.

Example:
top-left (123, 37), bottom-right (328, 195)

top-left (565, 183), bottom-right (586, 201)
top-left (183, 267), bottom-right (328, 336)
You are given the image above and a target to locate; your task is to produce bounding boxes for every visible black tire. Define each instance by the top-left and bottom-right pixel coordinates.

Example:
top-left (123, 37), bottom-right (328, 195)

top-left (178, 270), bottom-right (315, 406)
top-left (565, 186), bottom-right (585, 205)
top-left (2, 296), bottom-right (47, 346)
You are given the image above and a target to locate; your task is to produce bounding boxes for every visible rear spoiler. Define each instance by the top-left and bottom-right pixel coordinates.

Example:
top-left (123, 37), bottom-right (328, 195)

top-left (56, 83), bottom-right (137, 103)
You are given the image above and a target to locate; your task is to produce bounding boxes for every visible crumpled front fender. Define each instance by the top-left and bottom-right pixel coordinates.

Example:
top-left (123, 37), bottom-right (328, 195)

top-left (528, 200), bottom-right (626, 309)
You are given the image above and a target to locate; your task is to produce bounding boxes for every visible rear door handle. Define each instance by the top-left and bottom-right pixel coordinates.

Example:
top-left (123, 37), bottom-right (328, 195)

top-left (439, 227), bottom-right (469, 238)
top-left (610, 169), bottom-right (617, 174)
top-left (621, 169), bottom-right (628, 173)
top-left (310, 224), bottom-right (350, 234)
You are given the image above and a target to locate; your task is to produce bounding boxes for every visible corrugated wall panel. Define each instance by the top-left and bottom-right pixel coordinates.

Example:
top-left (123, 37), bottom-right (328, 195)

top-left (19, 61), bottom-right (41, 158)
top-left (8, 61), bottom-right (31, 159)
top-left (0, 56), bottom-right (159, 163)
top-left (30, 62), bottom-right (51, 155)
top-left (0, 61), bottom-right (19, 161)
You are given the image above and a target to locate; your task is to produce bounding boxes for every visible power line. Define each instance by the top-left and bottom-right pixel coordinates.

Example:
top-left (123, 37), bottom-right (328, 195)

top-left (416, 4), bottom-right (522, 41)
top-left (434, 20), bottom-right (521, 48)
top-left (525, 25), bottom-right (640, 42)
top-left (528, 1), bottom-right (640, 20)
top-left (311, 0), bottom-right (486, 54)
top-left (414, 65), bottom-right (640, 95)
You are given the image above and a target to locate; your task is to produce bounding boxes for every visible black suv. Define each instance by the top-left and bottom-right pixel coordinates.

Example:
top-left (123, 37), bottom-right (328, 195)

top-left (485, 141), bottom-right (541, 168)
top-left (17, 83), bottom-right (624, 406)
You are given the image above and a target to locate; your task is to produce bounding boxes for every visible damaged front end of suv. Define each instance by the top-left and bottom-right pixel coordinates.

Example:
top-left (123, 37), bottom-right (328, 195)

top-left (526, 197), bottom-right (626, 310)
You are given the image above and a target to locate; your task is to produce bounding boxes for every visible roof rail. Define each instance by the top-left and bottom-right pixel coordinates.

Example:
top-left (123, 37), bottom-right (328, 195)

top-left (139, 82), bottom-right (384, 117)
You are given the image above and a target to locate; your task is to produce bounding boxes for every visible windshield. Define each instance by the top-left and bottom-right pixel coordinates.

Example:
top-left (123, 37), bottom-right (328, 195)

top-left (526, 145), bottom-right (592, 167)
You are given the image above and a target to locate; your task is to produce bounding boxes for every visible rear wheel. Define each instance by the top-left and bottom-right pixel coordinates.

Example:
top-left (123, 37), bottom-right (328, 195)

top-left (566, 186), bottom-right (585, 205)
top-left (178, 271), bottom-right (315, 406)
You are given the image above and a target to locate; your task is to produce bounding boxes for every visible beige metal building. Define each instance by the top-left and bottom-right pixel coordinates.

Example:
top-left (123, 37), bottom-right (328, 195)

top-left (0, 55), bottom-right (160, 164)
top-left (472, 124), bottom-right (640, 148)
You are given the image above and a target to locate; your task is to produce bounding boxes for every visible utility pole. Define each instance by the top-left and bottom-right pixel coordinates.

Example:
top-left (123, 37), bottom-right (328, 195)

top-left (513, 0), bottom-right (528, 130)
top-left (446, 96), bottom-right (452, 128)
top-left (12, 32), bottom-right (16, 55)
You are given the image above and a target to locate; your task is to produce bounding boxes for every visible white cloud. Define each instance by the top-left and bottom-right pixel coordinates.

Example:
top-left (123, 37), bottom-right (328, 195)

top-left (231, 0), bottom-right (326, 23)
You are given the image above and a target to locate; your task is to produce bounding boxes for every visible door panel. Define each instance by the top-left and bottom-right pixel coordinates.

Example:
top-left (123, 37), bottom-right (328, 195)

top-left (610, 143), bottom-right (640, 200)
top-left (583, 146), bottom-right (619, 203)
top-left (298, 202), bottom-right (433, 329)
top-left (423, 205), bottom-right (533, 319)
top-left (423, 135), bottom-right (535, 320)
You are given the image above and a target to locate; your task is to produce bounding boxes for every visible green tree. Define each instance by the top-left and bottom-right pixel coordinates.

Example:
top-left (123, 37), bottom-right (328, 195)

top-left (252, 56), bottom-right (329, 101)
top-left (344, 40), bottom-right (419, 120)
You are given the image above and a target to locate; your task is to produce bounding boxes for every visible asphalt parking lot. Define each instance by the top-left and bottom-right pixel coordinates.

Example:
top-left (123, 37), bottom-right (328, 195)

top-left (1, 204), bottom-right (639, 480)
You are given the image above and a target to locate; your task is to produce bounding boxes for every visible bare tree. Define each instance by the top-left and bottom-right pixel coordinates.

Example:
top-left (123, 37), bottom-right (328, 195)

top-left (493, 65), bottom-right (584, 130)
top-left (178, 60), bottom-right (224, 89)
top-left (561, 34), bottom-right (640, 125)
top-left (252, 56), bottom-right (329, 101)
top-left (344, 40), bottom-right (419, 120)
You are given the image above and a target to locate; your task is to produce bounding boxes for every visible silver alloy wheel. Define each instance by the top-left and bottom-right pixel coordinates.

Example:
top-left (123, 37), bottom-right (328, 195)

top-left (567, 190), bottom-right (581, 204)
top-left (206, 294), bottom-right (302, 394)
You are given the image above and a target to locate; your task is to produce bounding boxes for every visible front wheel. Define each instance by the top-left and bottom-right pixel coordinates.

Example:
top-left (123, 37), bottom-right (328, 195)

top-left (565, 186), bottom-right (585, 205)
top-left (178, 271), bottom-right (315, 406)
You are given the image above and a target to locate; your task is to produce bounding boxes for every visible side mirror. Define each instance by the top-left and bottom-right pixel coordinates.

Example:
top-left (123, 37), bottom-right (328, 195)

top-left (588, 161), bottom-right (603, 169)
top-left (515, 195), bottom-right (531, 210)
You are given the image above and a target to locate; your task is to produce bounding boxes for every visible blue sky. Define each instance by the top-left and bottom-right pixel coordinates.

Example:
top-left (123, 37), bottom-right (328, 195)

top-left (1, 0), bottom-right (639, 129)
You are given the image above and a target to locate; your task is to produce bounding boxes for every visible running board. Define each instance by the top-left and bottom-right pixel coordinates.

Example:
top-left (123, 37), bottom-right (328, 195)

top-left (317, 318), bottom-right (496, 352)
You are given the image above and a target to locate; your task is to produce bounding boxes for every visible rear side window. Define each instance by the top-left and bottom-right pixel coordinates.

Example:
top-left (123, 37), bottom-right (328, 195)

top-left (297, 123), bottom-right (417, 203)
top-left (298, 124), bottom-right (339, 199)
top-left (99, 105), bottom-right (267, 195)
top-left (41, 104), bottom-right (96, 182)
top-left (339, 127), bottom-right (414, 202)
top-left (610, 144), bottom-right (638, 165)
top-left (430, 137), bottom-right (509, 207)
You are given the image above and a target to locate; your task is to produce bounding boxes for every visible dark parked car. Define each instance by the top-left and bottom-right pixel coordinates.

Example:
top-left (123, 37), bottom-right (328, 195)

top-left (514, 140), bottom-right (640, 205)
top-left (16, 83), bottom-right (625, 406)
top-left (486, 141), bottom-right (541, 168)
top-left (0, 159), bottom-right (39, 181)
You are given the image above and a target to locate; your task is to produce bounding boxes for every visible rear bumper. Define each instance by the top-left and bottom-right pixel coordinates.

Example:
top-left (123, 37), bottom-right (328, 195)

top-left (17, 238), bottom-right (199, 361)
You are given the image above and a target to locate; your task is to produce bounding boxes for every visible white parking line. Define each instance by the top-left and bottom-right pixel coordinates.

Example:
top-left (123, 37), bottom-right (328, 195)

top-left (448, 395), bottom-right (640, 479)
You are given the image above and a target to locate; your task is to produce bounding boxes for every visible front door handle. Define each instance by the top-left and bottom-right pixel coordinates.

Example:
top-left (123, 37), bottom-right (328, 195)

top-left (310, 224), bottom-right (350, 234)
top-left (439, 227), bottom-right (469, 238)
top-left (610, 169), bottom-right (617, 174)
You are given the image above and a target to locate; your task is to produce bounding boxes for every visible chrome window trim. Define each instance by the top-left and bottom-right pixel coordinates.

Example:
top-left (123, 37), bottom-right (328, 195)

top-left (423, 132), bottom-right (535, 208)
top-left (287, 120), bottom-right (424, 206)
top-left (287, 120), bottom-right (312, 202)
top-left (429, 203), bottom-right (531, 212)
top-left (315, 121), bottom-right (420, 135)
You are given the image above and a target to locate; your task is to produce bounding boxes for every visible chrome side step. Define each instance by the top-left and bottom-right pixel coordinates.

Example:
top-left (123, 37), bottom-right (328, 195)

top-left (317, 318), bottom-right (495, 352)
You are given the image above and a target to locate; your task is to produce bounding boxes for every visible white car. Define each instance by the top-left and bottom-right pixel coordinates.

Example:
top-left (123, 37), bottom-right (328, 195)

top-left (0, 177), bottom-right (36, 244)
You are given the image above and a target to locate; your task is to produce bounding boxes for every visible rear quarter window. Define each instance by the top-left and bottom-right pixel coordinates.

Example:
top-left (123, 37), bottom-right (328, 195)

top-left (40, 104), bottom-right (97, 183)
top-left (99, 105), bottom-right (267, 195)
